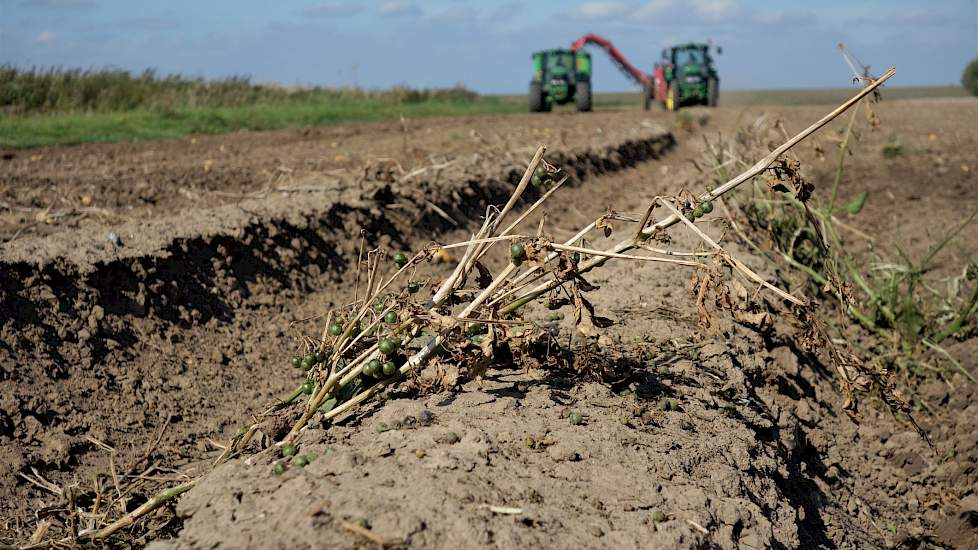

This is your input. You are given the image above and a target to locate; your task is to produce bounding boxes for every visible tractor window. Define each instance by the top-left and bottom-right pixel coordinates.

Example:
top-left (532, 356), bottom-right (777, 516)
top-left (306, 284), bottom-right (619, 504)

top-left (547, 52), bottom-right (573, 73)
top-left (675, 48), bottom-right (706, 66)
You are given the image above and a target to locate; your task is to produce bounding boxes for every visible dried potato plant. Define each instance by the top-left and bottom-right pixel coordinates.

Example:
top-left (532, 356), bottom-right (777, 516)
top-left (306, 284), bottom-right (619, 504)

top-left (34, 69), bottom-right (896, 546)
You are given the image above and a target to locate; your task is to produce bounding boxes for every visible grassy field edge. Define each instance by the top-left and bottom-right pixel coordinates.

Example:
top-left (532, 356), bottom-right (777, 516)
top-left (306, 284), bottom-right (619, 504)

top-left (0, 98), bottom-right (524, 149)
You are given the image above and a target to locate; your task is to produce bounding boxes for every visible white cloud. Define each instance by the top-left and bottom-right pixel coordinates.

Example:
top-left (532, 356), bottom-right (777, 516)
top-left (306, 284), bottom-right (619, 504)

top-left (635, 0), bottom-right (675, 18)
top-left (34, 30), bottom-right (56, 43)
top-left (633, 0), bottom-right (740, 22)
top-left (380, 1), bottom-right (421, 17)
top-left (692, 0), bottom-right (739, 20)
top-left (301, 2), bottom-right (364, 18)
top-left (576, 2), bottom-right (630, 20)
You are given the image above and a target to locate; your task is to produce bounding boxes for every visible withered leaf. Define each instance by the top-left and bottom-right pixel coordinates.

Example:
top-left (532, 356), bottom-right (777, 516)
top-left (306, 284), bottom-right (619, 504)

top-left (573, 287), bottom-right (612, 338)
top-left (596, 214), bottom-right (614, 238)
top-left (475, 261), bottom-right (493, 289)
top-left (733, 310), bottom-right (772, 331)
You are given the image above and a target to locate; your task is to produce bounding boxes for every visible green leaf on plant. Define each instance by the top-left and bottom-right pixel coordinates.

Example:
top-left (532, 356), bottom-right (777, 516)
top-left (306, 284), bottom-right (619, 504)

top-left (846, 192), bottom-right (867, 215)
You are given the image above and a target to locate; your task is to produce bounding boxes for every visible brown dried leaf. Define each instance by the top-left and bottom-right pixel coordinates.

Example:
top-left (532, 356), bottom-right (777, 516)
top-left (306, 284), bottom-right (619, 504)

top-left (733, 310), bottom-right (772, 331)
top-left (474, 261), bottom-right (493, 289)
top-left (596, 213), bottom-right (615, 238)
top-left (572, 287), bottom-right (612, 338)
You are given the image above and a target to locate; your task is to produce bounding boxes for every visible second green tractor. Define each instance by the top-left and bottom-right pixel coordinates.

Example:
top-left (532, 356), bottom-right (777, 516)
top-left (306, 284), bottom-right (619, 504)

top-left (529, 49), bottom-right (592, 112)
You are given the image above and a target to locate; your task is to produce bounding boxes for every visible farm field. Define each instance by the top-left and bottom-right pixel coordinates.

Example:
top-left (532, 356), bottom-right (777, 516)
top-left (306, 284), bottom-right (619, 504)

top-left (2, 94), bottom-right (978, 549)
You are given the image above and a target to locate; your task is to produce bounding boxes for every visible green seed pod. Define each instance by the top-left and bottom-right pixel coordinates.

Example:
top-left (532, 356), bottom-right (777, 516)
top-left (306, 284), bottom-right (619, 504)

top-left (329, 323), bottom-right (344, 337)
top-left (272, 462), bottom-right (286, 475)
top-left (692, 206), bottom-right (704, 219)
top-left (392, 252), bottom-right (408, 267)
top-left (289, 355), bottom-right (302, 369)
top-left (382, 361), bottom-right (397, 376)
top-left (292, 455), bottom-right (309, 467)
top-left (379, 338), bottom-right (399, 356)
top-left (700, 200), bottom-right (714, 214)
top-left (383, 311), bottom-right (398, 324)
top-left (282, 444), bottom-right (298, 457)
top-left (301, 381), bottom-right (315, 395)
top-left (510, 242), bottom-right (526, 260)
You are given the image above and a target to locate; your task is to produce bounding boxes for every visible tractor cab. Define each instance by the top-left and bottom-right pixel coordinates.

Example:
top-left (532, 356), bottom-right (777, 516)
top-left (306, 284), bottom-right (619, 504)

top-left (529, 49), bottom-right (592, 112)
top-left (650, 43), bottom-right (720, 110)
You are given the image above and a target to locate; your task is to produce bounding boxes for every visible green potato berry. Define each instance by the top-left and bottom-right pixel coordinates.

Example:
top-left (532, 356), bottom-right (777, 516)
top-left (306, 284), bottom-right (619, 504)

top-left (304, 353), bottom-right (317, 365)
top-left (531, 174), bottom-right (543, 187)
top-left (382, 361), bottom-right (397, 376)
top-left (510, 243), bottom-right (526, 260)
top-left (393, 252), bottom-right (408, 267)
top-left (289, 355), bottom-right (301, 369)
top-left (272, 462), bottom-right (286, 475)
top-left (651, 510), bottom-right (666, 523)
top-left (701, 201), bottom-right (714, 214)
top-left (282, 444), bottom-right (298, 457)
top-left (407, 281), bottom-right (420, 293)
top-left (534, 165), bottom-right (548, 179)
top-left (379, 338), bottom-right (399, 355)
top-left (301, 381), bottom-right (315, 395)
top-left (329, 323), bottom-right (343, 337)
top-left (692, 206), bottom-right (704, 219)
top-left (300, 357), bottom-right (314, 371)
top-left (292, 455), bottom-right (309, 467)
top-left (383, 311), bottom-right (398, 324)
top-left (569, 411), bottom-right (584, 425)
top-left (373, 302), bottom-right (385, 313)
top-left (364, 359), bottom-right (381, 377)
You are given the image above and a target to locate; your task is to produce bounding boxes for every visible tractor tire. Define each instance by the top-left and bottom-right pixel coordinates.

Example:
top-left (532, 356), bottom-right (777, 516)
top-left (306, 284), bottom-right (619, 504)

top-left (575, 80), bottom-right (592, 112)
top-left (643, 83), bottom-right (653, 111)
top-left (529, 82), bottom-right (545, 113)
top-left (707, 78), bottom-right (719, 107)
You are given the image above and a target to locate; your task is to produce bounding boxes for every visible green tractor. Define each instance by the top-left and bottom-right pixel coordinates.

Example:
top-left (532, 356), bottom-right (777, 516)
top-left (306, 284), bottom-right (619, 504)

top-left (648, 43), bottom-right (720, 111)
top-left (529, 49), bottom-right (592, 112)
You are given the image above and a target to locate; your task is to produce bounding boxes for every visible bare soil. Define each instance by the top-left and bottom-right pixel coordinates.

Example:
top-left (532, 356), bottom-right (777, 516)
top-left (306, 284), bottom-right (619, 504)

top-left (2, 98), bottom-right (977, 549)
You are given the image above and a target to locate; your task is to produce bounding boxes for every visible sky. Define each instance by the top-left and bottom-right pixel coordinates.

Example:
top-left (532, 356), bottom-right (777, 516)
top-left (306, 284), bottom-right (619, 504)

top-left (1, 0), bottom-right (976, 93)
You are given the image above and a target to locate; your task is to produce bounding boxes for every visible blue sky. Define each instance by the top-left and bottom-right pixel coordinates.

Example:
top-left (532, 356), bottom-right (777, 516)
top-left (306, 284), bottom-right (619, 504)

top-left (2, 0), bottom-right (976, 92)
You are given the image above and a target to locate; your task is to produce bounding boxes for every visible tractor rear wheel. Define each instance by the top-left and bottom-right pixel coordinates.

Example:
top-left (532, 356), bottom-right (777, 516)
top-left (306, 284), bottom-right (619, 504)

top-left (707, 78), bottom-right (718, 107)
top-left (575, 80), bottom-right (592, 112)
top-left (529, 81), bottom-right (545, 113)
